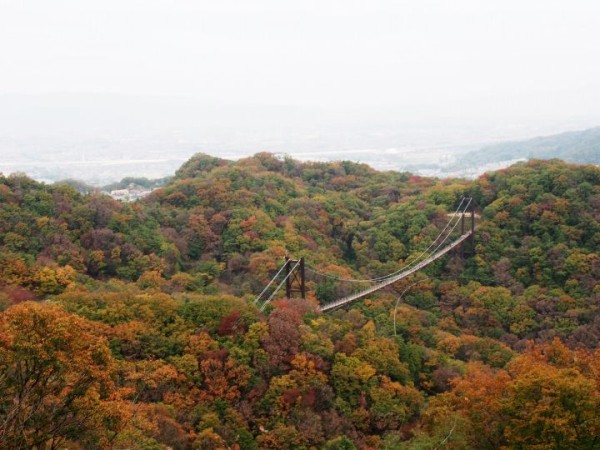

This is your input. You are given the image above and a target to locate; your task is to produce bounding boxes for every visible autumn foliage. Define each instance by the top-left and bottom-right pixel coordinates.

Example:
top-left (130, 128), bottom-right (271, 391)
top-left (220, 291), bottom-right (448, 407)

top-left (0, 155), bottom-right (599, 448)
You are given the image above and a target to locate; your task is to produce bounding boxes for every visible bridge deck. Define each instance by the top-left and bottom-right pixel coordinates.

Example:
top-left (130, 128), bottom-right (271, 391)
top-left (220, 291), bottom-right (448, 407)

top-left (319, 231), bottom-right (473, 312)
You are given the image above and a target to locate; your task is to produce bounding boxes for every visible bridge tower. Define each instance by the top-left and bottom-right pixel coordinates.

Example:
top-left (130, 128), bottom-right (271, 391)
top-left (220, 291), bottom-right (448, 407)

top-left (460, 198), bottom-right (476, 256)
top-left (284, 256), bottom-right (306, 299)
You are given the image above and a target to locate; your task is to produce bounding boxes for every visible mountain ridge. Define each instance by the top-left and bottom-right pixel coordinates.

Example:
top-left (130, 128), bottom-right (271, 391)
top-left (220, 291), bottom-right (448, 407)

top-left (451, 126), bottom-right (600, 171)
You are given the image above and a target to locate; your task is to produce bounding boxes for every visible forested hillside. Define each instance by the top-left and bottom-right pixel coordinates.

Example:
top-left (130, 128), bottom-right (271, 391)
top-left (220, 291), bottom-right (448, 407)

top-left (1, 154), bottom-right (599, 449)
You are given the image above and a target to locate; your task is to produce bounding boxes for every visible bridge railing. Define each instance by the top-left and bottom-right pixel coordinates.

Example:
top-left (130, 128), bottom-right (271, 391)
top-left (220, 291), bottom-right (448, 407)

top-left (319, 230), bottom-right (472, 312)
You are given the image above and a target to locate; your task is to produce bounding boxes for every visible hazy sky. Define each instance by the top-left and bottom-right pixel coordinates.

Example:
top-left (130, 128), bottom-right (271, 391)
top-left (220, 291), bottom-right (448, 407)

top-left (2, 0), bottom-right (600, 121)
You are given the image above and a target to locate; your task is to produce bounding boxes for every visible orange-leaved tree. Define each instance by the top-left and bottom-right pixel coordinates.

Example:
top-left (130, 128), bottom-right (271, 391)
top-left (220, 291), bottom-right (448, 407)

top-left (0, 302), bottom-right (123, 449)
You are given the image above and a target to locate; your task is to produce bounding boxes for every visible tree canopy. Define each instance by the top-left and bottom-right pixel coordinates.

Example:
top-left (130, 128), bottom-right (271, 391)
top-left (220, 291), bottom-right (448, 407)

top-left (0, 154), bottom-right (599, 448)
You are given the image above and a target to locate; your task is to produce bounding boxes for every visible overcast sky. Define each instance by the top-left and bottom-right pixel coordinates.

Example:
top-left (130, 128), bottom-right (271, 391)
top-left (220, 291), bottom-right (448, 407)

top-left (2, 0), bottom-right (600, 123)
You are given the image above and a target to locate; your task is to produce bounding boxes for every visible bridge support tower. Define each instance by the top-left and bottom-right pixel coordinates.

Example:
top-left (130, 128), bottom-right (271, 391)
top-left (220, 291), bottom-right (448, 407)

top-left (460, 198), bottom-right (476, 256)
top-left (285, 257), bottom-right (306, 299)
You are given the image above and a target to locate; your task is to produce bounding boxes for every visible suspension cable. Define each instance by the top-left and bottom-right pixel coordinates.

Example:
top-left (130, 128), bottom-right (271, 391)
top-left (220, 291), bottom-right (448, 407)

top-left (378, 197), bottom-right (467, 279)
top-left (260, 259), bottom-right (302, 311)
top-left (368, 197), bottom-right (470, 282)
top-left (411, 197), bottom-right (472, 269)
top-left (305, 197), bottom-right (470, 283)
top-left (254, 261), bottom-right (288, 304)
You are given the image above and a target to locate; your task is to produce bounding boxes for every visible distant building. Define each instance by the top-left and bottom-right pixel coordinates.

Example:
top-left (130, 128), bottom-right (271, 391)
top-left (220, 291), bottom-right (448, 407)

top-left (108, 184), bottom-right (152, 202)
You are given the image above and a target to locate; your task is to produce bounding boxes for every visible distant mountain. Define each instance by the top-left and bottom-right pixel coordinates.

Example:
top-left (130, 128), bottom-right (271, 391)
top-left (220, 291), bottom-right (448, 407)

top-left (452, 126), bottom-right (600, 170)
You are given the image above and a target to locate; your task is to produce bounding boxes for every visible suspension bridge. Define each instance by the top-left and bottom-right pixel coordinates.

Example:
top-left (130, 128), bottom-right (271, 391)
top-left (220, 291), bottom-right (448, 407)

top-left (255, 197), bottom-right (477, 313)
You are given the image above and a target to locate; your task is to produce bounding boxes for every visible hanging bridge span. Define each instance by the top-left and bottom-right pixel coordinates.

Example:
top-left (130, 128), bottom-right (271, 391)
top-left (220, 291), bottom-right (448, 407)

top-left (255, 197), bottom-right (476, 313)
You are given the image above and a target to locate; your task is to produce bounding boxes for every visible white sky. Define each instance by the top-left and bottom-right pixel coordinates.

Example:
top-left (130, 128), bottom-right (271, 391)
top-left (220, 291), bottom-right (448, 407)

top-left (2, 0), bottom-right (600, 120)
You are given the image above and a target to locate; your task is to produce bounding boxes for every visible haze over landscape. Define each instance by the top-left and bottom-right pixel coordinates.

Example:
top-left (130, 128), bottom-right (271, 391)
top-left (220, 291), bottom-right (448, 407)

top-left (2, 1), bottom-right (600, 183)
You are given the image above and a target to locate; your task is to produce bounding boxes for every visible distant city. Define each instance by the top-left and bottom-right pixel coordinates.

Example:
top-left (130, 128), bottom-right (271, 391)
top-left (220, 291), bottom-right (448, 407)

top-left (0, 135), bottom-right (522, 186)
top-left (1, 94), bottom-right (599, 186)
